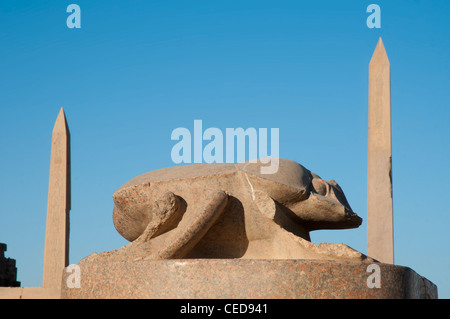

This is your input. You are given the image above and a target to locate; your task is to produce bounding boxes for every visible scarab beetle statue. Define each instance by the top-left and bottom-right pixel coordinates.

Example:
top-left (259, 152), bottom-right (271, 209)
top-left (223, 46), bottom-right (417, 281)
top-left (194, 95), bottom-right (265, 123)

top-left (86, 158), bottom-right (370, 262)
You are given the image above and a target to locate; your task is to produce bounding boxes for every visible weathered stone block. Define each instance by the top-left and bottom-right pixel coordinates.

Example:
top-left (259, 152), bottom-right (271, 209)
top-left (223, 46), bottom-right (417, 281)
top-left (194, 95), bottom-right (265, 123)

top-left (61, 259), bottom-right (437, 299)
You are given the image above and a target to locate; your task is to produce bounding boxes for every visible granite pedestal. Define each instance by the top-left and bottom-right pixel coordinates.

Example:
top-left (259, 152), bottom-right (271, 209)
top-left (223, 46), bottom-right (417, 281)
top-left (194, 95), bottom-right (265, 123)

top-left (61, 259), bottom-right (437, 299)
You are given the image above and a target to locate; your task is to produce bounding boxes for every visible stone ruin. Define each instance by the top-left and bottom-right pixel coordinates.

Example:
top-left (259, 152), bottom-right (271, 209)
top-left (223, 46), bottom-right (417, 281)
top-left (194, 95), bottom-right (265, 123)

top-left (0, 243), bottom-right (20, 288)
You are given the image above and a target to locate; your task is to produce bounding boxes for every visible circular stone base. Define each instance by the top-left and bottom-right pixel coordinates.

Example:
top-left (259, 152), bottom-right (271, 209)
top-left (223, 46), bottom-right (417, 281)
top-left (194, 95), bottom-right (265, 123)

top-left (61, 259), bottom-right (437, 299)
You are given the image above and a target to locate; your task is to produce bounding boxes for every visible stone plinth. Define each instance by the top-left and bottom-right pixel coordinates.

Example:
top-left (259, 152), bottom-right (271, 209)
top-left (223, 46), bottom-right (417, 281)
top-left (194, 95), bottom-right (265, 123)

top-left (61, 259), bottom-right (437, 299)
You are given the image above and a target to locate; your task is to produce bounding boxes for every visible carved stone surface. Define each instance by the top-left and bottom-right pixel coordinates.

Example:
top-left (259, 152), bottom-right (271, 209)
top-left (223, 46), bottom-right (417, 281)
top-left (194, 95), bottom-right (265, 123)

top-left (43, 107), bottom-right (70, 289)
top-left (82, 158), bottom-right (369, 264)
top-left (62, 158), bottom-right (438, 299)
top-left (368, 37), bottom-right (394, 264)
top-left (61, 259), bottom-right (438, 299)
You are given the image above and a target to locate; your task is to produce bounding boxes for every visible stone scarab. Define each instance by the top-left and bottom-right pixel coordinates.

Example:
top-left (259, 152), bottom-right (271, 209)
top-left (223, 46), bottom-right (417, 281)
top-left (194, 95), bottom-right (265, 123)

top-left (89, 158), bottom-right (368, 262)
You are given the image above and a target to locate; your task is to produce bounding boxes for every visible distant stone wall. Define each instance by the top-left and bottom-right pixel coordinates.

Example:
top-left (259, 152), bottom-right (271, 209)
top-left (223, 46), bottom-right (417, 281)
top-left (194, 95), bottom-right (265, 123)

top-left (0, 243), bottom-right (20, 287)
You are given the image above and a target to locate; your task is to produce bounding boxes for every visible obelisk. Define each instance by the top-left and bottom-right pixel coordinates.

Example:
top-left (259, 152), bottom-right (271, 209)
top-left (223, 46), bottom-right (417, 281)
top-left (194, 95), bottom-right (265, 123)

top-left (367, 38), bottom-right (394, 264)
top-left (43, 108), bottom-right (71, 288)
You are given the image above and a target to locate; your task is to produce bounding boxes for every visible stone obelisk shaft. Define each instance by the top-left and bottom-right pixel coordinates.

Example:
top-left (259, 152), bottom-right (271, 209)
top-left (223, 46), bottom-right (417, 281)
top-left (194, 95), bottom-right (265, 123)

top-left (43, 108), bottom-right (70, 288)
top-left (367, 38), bottom-right (394, 264)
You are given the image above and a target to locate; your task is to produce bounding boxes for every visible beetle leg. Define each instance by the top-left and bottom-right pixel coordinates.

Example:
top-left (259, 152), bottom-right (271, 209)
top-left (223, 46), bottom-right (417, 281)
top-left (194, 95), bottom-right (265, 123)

top-left (146, 189), bottom-right (228, 260)
top-left (136, 191), bottom-right (181, 243)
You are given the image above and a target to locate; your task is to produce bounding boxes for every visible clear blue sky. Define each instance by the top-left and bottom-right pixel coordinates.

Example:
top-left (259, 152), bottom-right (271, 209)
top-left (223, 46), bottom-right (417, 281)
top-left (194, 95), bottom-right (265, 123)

top-left (1, 0), bottom-right (449, 298)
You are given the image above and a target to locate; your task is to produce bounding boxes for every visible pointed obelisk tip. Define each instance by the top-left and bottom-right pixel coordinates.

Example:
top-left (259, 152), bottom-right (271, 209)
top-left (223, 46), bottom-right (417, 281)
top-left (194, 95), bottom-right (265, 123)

top-left (57, 107), bottom-right (66, 119)
top-left (53, 107), bottom-right (69, 133)
top-left (376, 37), bottom-right (385, 50)
top-left (370, 37), bottom-right (389, 66)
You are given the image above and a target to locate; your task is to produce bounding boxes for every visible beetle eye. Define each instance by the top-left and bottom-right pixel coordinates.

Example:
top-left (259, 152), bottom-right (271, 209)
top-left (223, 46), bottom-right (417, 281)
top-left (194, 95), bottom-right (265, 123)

top-left (312, 179), bottom-right (327, 196)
